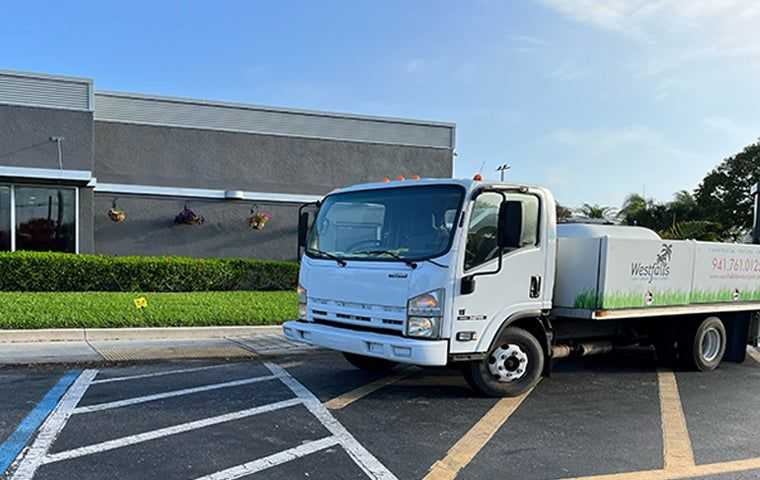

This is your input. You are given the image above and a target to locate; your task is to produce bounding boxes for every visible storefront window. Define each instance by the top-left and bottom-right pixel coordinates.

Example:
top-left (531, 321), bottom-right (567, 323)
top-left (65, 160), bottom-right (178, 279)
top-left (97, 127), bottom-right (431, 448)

top-left (0, 186), bottom-right (10, 251)
top-left (14, 187), bottom-right (76, 253)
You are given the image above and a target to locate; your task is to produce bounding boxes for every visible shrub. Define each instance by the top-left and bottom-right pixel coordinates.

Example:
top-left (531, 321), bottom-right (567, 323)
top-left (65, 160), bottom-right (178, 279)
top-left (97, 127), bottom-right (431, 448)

top-left (0, 251), bottom-right (298, 292)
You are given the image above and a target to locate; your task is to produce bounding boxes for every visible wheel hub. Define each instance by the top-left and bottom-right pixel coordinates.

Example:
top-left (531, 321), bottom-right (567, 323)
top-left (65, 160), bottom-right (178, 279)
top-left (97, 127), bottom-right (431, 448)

top-left (488, 344), bottom-right (529, 383)
top-left (700, 327), bottom-right (722, 363)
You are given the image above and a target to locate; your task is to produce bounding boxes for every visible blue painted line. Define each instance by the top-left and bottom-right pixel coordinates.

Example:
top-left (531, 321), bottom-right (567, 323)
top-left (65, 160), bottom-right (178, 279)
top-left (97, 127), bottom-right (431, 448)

top-left (0, 370), bottom-right (81, 475)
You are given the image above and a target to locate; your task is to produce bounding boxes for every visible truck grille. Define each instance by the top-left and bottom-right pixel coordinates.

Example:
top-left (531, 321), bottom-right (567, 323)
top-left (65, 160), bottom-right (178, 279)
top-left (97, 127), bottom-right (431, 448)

top-left (308, 298), bottom-right (406, 333)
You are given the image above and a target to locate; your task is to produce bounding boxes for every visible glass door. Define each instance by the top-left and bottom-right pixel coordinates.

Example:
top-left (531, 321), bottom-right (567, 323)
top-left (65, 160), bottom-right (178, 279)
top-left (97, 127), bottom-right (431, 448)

top-left (14, 186), bottom-right (77, 253)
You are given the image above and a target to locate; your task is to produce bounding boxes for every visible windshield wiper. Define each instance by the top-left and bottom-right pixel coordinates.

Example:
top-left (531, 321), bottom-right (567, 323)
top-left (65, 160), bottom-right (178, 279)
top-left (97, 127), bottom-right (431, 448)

top-left (309, 249), bottom-right (347, 267)
top-left (353, 249), bottom-right (418, 269)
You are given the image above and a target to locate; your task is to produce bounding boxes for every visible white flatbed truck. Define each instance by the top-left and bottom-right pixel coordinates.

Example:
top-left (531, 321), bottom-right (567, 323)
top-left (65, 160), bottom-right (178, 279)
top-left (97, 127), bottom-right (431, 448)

top-left (283, 178), bottom-right (760, 397)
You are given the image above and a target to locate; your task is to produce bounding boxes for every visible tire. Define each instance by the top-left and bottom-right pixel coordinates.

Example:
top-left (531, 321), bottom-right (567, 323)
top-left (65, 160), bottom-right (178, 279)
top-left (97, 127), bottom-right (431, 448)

top-left (463, 327), bottom-right (544, 397)
top-left (681, 316), bottom-right (726, 371)
top-left (343, 353), bottom-right (398, 372)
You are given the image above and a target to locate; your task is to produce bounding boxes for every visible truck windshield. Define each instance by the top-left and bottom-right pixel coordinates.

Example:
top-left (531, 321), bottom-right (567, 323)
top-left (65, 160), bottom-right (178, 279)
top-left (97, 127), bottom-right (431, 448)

top-left (306, 184), bottom-right (465, 262)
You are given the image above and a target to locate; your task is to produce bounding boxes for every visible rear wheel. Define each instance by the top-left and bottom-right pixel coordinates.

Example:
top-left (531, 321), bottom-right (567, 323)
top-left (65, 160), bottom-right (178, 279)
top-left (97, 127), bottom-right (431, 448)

top-left (463, 327), bottom-right (544, 397)
top-left (343, 353), bottom-right (398, 372)
top-left (681, 316), bottom-right (726, 371)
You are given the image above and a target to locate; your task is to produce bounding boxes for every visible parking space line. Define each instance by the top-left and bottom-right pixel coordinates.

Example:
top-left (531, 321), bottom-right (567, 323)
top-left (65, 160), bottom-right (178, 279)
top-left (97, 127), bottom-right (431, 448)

top-left (191, 436), bottom-right (341, 480)
top-left (422, 385), bottom-right (537, 480)
top-left (10, 370), bottom-right (98, 480)
top-left (324, 369), bottom-right (414, 410)
top-left (0, 371), bottom-right (81, 475)
top-left (73, 374), bottom-right (277, 414)
top-left (92, 363), bottom-right (245, 384)
top-left (560, 458), bottom-right (760, 480)
top-left (266, 362), bottom-right (399, 480)
top-left (43, 398), bottom-right (302, 465)
top-left (657, 370), bottom-right (694, 470)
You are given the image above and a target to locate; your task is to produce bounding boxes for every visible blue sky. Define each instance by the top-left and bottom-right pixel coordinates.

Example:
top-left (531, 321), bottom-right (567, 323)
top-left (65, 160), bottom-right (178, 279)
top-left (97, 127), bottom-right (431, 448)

top-left (2, 1), bottom-right (759, 208)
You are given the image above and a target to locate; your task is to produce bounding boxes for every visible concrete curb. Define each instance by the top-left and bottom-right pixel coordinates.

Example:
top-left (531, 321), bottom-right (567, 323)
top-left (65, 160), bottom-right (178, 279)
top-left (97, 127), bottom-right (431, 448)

top-left (0, 325), bottom-right (284, 344)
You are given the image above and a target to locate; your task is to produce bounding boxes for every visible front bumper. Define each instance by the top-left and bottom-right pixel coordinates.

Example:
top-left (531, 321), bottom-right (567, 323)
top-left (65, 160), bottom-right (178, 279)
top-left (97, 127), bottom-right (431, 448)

top-left (282, 321), bottom-right (449, 366)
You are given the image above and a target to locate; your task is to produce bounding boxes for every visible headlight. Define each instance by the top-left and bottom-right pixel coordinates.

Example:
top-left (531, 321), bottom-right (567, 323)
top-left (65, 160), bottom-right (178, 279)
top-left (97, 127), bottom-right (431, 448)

top-left (406, 289), bottom-right (444, 338)
top-left (407, 289), bottom-right (444, 317)
top-left (407, 316), bottom-right (440, 338)
top-left (297, 285), bottom-right (308, 321)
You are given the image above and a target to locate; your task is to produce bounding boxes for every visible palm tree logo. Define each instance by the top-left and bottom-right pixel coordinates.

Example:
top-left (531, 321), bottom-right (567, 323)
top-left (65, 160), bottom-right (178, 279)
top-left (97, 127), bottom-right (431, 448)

top-left (656, 244), bottom-right (673, 265)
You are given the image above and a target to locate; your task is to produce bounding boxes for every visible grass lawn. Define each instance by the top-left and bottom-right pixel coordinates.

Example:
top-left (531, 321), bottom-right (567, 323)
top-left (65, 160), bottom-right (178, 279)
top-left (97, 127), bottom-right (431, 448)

top-left (0, 291), bottom-right (297, 329)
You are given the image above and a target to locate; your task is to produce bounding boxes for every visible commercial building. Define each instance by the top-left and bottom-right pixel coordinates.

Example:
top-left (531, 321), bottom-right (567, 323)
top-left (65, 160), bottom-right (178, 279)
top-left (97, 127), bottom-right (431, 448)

top-left (0, 70), bottom-right (455, 260)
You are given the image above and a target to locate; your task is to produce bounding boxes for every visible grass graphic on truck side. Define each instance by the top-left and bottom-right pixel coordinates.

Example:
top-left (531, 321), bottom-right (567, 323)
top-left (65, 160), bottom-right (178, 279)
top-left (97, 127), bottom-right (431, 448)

top-left (690, 288), bottom-right (760, 304)
top-left (573, 289), bottom-right (691, 309)
top-left (573, 288), bottom-right (760, 309)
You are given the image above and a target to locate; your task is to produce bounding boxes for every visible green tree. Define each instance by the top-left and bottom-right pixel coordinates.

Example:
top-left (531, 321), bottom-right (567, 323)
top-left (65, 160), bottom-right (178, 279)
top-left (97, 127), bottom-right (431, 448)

top-left (555, 203), bottom-right (573, 222)
top-left (660, 220), bottom-right (722, 241)
top-left (695, 140), bottom-right (760, 240)
top-left (578, 203), bottom-right (615, 220)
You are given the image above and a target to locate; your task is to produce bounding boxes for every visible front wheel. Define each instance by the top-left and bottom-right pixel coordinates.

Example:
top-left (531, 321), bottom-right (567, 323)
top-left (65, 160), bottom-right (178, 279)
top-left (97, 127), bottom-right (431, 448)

top-left (343, 353), bottom-right (398, 372)
top-left (463, 327), bottom-right (544, 397)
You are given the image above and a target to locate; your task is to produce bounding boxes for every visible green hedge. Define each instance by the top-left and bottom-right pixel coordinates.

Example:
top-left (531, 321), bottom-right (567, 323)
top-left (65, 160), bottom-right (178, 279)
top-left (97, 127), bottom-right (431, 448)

top-left (0, 291), bottom-right (297, 329)
top-left (0, 251), bottom-right (298, 292)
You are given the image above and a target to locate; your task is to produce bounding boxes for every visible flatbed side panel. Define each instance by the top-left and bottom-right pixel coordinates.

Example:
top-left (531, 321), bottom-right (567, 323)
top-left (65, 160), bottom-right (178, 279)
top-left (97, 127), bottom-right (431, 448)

top-left (692, 242), bottom-right (760, 304)
top-left (599, 238), bottom-right (694, 309)
top-left (553, 237), bottom-right (602, 309)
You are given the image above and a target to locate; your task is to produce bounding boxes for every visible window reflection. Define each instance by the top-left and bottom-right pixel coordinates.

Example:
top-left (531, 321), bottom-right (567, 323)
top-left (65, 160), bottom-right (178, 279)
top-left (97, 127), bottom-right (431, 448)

top-left (15, 187), bottom-right (76, 252)
top-left (0, 187), bottom-right (9, 251)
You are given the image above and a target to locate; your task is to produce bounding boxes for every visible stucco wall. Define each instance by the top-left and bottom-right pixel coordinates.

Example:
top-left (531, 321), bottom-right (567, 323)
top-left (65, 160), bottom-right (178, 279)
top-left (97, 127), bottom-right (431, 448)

top-left (0, 104), bottom-right (93, 171)
top-left (93, 121), bottom-right (453, 195)
top-left (94, 194), bottom-right (300, 260)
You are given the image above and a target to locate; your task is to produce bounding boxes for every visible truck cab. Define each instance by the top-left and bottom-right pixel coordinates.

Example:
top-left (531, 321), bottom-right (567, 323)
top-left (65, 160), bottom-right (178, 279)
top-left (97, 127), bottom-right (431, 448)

top-left (284, 177), bottom-right (556, 397)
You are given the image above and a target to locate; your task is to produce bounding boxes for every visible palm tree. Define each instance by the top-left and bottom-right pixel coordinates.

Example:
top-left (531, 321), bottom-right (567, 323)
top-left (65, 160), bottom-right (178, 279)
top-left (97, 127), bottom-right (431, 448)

top-left (578, 203), bottom-right (615, 220)
top-left (619, 193), bottom-right (648, 220)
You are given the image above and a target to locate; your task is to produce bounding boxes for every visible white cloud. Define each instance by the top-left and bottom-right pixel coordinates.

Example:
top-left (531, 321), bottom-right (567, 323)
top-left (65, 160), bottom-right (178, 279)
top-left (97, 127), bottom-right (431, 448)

top-left (509, 34), bottom-right (549, 47)
top-left (701, 116), bottom-right (760, 148)
top-left (547, 61), bottom-right (587, 81)
top-left (538, 0), bottom-right (760, 72)
top-left (405, 59), bottom-right (424, 73)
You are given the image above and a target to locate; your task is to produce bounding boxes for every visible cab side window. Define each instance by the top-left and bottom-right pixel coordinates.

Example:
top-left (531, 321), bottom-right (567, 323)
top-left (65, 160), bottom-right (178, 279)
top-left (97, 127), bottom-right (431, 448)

top-left (464, 192), bottom-right (540, 271)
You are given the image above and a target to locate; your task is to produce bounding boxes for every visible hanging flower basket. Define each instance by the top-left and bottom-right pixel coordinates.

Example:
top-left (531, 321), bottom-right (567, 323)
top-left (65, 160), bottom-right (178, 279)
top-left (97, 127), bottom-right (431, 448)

top-left (108, 207), bottom-right (127, 223)
top-left (108, 199), bottom-right (126, 223)
top-left (174, 205), bottom-right (205, 225)
top-left (248, 208), bottom-right (272, 230)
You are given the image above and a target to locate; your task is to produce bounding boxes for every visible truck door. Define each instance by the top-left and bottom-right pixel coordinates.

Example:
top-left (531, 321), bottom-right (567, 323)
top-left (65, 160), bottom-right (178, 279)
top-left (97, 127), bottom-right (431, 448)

top-left (450, 190), bottom-right (548, 354)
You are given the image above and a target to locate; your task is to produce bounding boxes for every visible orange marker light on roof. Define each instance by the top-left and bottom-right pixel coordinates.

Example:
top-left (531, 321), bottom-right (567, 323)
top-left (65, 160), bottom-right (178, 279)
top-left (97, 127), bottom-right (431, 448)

top-left (473, 173), bottom-right (483, 181)
top-left (395, 175), bottom-right (406, 181)
top-left (383, 177), bottom-right (391, 183)
top-left (410, 175), bottom-right (421, 180)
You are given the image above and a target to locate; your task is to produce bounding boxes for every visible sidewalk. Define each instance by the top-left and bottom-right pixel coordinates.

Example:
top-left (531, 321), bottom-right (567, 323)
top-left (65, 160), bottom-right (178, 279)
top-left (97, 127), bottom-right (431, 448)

top-left (0, 326), bottom-right (318, 365)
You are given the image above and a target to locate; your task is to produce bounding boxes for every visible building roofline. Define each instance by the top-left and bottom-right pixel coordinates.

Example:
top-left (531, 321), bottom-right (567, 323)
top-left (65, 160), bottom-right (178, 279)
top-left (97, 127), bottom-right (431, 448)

top-left (94, 90), bottom-right (455, 129)
top-left (0, 69), bottom-right (93, 85)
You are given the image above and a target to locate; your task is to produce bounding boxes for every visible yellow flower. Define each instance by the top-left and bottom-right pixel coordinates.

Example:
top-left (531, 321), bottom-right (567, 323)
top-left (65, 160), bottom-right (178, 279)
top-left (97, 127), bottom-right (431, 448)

top-left (134, 297), bottom-right (148, 310)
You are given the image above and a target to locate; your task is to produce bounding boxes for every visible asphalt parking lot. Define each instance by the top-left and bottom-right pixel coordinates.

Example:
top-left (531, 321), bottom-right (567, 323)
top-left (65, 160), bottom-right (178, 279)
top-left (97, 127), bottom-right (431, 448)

top-left (2, 349), bottom-right (760, 480)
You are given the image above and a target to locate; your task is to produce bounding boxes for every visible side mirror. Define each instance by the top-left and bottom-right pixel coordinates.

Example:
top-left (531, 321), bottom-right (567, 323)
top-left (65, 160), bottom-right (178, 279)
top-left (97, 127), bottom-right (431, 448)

top-left (461, 275), bottom-right (476, 295)
top-left (298, 211), bottom-right (310, 252)
top-left (497, 200), bottom-right (523, 250)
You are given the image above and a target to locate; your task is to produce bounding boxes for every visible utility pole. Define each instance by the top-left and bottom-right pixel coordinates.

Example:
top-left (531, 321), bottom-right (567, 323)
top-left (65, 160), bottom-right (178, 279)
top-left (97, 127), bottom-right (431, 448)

top-left (50, 136), bottom-right (64, 170)
top-left (752, 182), bottom-right (759, 244)
top-left (496, 164), bottom-right (511, 182)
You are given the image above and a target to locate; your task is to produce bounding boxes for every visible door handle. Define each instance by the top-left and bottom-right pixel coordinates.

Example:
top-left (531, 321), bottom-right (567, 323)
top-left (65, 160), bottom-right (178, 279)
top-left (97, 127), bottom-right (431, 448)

top-left (530, 276), bottom-right (542, 299)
